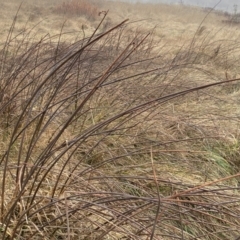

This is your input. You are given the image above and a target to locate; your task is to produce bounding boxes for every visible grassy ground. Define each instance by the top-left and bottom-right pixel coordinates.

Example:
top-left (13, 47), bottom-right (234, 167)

top-left (0, 0), bottom-right (240, 239)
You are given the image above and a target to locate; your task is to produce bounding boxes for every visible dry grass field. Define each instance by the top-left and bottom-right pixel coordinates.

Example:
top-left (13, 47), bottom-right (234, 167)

top-left (1, 0), bottom-right (240, 239)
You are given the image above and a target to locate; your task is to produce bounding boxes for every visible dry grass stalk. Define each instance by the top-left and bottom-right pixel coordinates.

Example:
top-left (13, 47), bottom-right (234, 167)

top-left (0, 2), bottom-right (240, 240)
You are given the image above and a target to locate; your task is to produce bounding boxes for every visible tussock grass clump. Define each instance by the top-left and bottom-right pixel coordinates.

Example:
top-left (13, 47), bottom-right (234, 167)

top-left (53, 0), bottom-right (99, 21)
top-left (0, 8), bottom-right (240, 240)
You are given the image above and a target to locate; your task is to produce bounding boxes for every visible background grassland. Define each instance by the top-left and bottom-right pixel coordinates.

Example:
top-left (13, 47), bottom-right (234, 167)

top-left (0, 0), bottom-right (240, 239)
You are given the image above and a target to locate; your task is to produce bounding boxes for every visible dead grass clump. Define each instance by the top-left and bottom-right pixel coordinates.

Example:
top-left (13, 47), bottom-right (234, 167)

top-left (53, 0), bottom-right (99, 21)
top-left (1, 7), bottom-right (240, 240)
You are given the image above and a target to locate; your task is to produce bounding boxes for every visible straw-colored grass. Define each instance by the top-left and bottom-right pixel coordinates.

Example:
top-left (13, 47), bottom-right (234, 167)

top-left (53, 0), bottom-right (99, 21)
top-left (0, 0), bottom-right (240, 239)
